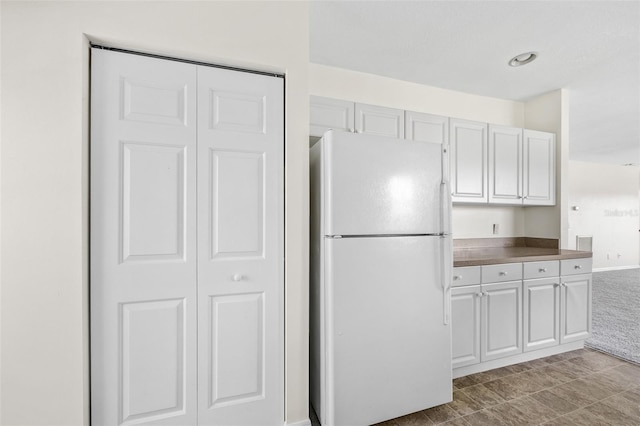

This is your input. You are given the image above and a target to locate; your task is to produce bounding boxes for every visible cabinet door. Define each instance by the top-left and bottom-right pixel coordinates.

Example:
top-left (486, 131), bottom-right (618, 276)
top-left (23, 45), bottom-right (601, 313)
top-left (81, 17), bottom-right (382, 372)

top-left (488, 125), bottom-right (522, 205)
top-left (405, 111), bottom-right (448, 145)
top-left (523, 278), bottom-right (560, 352)
top-left (452, 286), bottom-right (481, 368)
top-left (523, 130), bottom-right (555, 206)
top-left (310, 96), bottom-right (355, 137)
top-left (450, 119), bottom-right (488, 203)
top-left (197, 66), bottom-right (284, 425)
top-left (355, 103), bottom-right (405, 138)
top-left (481, 281), bottom-right (522, 362)
top-left (560, 274), bottom-right (592, 344)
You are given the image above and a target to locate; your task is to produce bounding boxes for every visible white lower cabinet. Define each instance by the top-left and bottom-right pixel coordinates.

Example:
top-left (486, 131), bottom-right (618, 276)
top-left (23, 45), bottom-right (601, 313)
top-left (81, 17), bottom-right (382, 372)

top-left (560, 273), bottom-right (592, 343)
top-left (523, 277), bottom-right (560, 352)
top-left (482, 281), bottom-right (523, 362)
top-left (452, 258), bottom-right (592, 376)
top-left (452, 285), bottom-right (481, 368)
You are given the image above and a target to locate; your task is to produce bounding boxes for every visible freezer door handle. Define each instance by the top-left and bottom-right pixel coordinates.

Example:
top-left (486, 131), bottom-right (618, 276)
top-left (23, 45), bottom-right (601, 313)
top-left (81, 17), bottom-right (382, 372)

top-left (440, 181), bottom-right (452, 235)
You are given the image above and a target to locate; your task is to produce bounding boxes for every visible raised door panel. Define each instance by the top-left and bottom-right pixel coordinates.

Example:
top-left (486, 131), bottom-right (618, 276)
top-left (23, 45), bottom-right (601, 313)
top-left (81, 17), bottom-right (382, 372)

top-left (523, 278), bottom-right (560, 352)
top-left (488, 125), bottom-right (522, 205)
top-left (451, 286), bottom-right (481, 368)
top-left (405, 111), bottom-right (448, 145)
top-left (197, 66), bottom-right (284, 426)
top-left (310, 96), bottom-right (354, 137)
top-left (121, 299), bottom-right (187, 424)
top-left (355, 103), bottom-right (405, 139)
top-left (450, 119), bottom-right (488, 203)
top-left (481, 281), bottom-right (522, 362)
top-left (560, 274), bottom-right (592, 344)
top-left (523, 130), bottom-right (555, 206)
top-left (90, 49), bottom-right (197, 426)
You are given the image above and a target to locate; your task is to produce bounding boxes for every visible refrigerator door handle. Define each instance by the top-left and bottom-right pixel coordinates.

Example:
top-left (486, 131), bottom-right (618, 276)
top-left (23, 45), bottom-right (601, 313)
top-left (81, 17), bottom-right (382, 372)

top-left (440, 180), bottom-right (453, 325)
top-left (441, 235), bottom-right (452, 325)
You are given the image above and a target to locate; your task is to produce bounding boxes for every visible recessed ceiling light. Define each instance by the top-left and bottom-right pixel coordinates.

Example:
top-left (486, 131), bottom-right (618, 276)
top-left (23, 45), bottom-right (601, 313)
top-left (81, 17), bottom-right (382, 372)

top-left (508, 51), bottom-right (538, 67)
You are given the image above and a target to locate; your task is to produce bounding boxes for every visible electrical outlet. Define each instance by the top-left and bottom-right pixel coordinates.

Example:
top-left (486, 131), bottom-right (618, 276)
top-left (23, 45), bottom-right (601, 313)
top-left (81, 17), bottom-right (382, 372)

top-left (492, 224), bottom-right (499, 235)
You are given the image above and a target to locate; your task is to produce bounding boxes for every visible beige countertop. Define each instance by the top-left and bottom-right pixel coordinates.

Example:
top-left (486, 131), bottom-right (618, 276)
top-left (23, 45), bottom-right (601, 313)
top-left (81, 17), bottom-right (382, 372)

top-left (452, 237), bottom-right (592, 267)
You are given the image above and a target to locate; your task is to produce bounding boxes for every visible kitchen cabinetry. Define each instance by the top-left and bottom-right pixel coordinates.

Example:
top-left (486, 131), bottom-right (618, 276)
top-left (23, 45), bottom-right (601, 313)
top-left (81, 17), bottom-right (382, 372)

top-left (488, 124), bottom-right (522, 205)
top-left (310, 96), bottom-right (354, 136)
top-left (482, 280), bottom-right (523, 361)
top-left (488, 125), bottom-right (556, 206)
top-left (523, 260), bottom-right (561, 352)
top-left (451, 264), bottom-right (522, 368)
top-left (309, 96), bottom-right (403, 139)
top-left (523, 130), bottom-right (556, 206)
top-left (452, 285), bottom-right (481, 369)
top-left (560, 258), bottom-right (592, 343)
top-left (355, 103), bottom-right (405, 138)
top-left (309, 96), bottom-right (556, 206)
top-left (450, 118), bottom-right (488, 203)
top-left (452, 257), bottom-right (592, 377)
top-left (405, 111), bottom-right (448, 145)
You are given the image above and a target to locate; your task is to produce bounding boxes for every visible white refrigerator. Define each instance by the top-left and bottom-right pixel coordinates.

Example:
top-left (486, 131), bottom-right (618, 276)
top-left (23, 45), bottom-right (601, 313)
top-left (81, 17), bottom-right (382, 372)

top-left (310, 130), bottom-right (453, 426)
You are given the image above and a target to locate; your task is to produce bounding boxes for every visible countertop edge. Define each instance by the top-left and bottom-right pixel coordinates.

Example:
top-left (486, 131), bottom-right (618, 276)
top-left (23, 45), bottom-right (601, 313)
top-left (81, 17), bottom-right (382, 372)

top-left (453, 251), bottom-right (592, 267)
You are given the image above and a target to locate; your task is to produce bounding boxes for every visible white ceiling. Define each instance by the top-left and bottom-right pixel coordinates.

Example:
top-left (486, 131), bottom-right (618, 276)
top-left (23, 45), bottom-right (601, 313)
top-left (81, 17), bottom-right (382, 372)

top-left (310, 0), bottom-right (640, 165)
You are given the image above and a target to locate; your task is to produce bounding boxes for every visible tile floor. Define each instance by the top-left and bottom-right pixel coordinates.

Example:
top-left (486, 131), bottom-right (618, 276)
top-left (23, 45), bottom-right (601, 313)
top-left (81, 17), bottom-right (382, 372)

top-left (312, 348), bottom-right (640, 425)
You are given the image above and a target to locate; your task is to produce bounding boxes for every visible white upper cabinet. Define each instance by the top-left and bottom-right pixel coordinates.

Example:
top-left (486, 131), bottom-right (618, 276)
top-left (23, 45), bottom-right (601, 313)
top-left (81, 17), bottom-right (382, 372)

top-left (355, 103), bottom-right (404, 139)
top-left (450, 118), bottom-right (488, 204)
top-left (488, 125), bottom-right (523, 205)
top-left (309, 97), bottom-right (556, 207)
top-left (405, 111), bottom-right (448, 145)
top-left (523, 129), bottom-right (556, 206)
top-left (310, 96), bottom-right (404, 139)
top-left (310, 96), bottom-right (355, 137)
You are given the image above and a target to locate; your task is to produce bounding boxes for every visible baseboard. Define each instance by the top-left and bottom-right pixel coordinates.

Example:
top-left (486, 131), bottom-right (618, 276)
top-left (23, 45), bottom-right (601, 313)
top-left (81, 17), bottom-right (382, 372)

top-left (593, 265), bottom-right (640, 272)
top-left (285, 418), bottom-right (311, 426)
top-left (453, 341), bottom-right (584, 378)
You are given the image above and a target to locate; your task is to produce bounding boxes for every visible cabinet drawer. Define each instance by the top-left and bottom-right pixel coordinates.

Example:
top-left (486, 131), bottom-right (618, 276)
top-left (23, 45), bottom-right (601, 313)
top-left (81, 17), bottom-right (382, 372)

top-left (523, 261), bottom-right (559, 279)
top-left (482, 263), bottom-right (522, 283)
top-left (561, 258), bottom-right (592, 276)
top-left (452, 266), bottom-right (481, 287)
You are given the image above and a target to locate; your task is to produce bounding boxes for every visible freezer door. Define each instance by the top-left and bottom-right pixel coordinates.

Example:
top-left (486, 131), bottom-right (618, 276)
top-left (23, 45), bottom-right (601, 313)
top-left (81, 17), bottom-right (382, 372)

top-left (325, 236), bottom-right (452, 426)
top-left (322, 131), bottom-right (443, 236)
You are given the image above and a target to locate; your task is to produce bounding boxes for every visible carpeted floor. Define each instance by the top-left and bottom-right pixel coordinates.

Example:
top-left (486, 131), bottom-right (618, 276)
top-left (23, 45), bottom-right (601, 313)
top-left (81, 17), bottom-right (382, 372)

top-left (586, 267), bottom-right (640, 364)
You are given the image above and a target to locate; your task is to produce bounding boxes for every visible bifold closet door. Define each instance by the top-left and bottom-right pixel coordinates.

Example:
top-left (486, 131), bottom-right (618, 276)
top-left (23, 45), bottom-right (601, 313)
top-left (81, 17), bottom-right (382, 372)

top-left (196, 66), bottom-right (284, 425)
top-left (91, 49), bottom-right (198, 425)
top-left (91, 48), bottom-right (284, 426)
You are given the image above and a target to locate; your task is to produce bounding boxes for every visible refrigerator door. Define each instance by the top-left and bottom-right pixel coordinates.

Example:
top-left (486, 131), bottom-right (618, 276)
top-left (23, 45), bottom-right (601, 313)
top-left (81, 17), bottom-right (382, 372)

top-left (324, 236), bottom-right (452, 426)
top-left (322, 131), bottom-right (443, 236)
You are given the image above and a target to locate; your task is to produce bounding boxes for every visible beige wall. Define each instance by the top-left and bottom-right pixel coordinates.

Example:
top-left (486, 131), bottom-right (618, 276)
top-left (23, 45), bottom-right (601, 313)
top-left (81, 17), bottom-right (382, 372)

top-left (0, 2), bottom-right (309, 425)
top-left (568, 161), bottom-right (640, 269)
top-left (309, 63), bottom-right (528, 239)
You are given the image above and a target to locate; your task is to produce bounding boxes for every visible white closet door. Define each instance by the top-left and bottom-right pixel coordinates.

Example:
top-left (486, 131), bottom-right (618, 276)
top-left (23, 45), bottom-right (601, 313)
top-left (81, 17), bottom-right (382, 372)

top-left (196, 67), bottom-right (284, 425)
top-left (91, 49), bottom-right (198, 425)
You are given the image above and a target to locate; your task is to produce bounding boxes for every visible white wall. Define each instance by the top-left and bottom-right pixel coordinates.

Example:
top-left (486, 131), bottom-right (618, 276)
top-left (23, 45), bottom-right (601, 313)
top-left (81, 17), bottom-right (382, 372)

top-left (0, 2), bottom-right (309, 425)
top-left (568, 161), bottom-right (640, 269)
top-left (309, 63), bottom-right (528, 239)
top-left (524, 89), bottom-right (570, 246)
